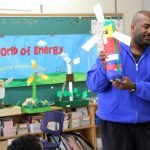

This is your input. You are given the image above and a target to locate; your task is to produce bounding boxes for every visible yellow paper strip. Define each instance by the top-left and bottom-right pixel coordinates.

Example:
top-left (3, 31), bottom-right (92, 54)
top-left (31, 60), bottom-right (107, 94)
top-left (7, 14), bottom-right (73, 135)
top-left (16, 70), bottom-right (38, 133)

top-left (27, 75), bottom-right (34, 86)
top-left (31, 59), bottom-right (36, 69)
top-left (103, 24), bottom-right (113, 38)
top-left (39, 73), bottom-right (48, 80)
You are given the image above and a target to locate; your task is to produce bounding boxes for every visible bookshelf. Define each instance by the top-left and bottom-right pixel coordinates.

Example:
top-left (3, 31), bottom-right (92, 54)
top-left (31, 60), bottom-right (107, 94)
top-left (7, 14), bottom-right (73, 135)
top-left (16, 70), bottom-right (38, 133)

top-left (0, 103), bottom-right (97, 150)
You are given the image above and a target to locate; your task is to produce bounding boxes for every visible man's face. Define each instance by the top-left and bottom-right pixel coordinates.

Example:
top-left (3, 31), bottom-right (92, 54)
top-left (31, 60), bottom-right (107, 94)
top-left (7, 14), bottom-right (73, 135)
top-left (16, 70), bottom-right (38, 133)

top-left (131, 14), bottom-right (150, 47)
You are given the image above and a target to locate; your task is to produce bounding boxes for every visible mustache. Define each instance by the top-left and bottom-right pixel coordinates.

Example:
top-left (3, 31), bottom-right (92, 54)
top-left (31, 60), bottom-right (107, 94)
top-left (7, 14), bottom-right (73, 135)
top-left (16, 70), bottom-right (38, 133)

top-left (145, 33), bottom-right (150, 36)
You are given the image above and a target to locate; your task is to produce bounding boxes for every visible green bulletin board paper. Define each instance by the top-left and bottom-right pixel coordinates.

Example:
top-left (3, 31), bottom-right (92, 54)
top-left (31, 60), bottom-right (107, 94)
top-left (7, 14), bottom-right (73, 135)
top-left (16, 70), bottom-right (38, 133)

top-left (0, 17), bottom-right (94, 35)
top-left (0, 14), bottom-right (123, 35)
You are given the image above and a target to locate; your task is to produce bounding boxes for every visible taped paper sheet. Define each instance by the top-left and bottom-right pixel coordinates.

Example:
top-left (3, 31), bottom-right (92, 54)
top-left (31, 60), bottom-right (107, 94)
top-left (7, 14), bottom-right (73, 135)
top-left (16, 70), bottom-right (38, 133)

top-left (113, 31), bottom-right (131, 46)
top-left (92, 3), bottom-right (104, 23)
top-left (81, 34), bottom-right (100, 52)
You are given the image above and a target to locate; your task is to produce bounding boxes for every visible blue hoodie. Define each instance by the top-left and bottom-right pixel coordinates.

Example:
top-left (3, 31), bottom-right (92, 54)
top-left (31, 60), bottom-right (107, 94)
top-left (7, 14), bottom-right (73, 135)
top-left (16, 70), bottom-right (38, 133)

top-left (87, 43), bottom-right (150, 123)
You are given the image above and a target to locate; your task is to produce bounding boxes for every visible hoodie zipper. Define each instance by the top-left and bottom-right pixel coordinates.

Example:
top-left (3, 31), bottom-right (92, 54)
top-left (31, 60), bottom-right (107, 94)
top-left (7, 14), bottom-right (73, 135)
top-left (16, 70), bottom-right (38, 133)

top-left (131, 54), bottom-right (145, 123)
top-left (129, 53), bottom-right (139, 123)
top-left (135, 63), bottom-right (138, 72)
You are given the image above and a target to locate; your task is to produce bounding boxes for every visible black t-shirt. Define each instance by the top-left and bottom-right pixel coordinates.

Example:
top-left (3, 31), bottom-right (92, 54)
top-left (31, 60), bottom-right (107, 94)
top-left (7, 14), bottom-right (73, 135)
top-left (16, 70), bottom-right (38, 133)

top-left (132, 53), bottom-right (141, 64)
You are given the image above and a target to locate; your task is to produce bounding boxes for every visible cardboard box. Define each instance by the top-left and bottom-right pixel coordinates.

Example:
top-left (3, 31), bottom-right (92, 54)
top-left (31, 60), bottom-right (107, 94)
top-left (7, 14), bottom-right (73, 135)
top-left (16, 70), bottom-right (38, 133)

top-left (80, 116), bottom-right (90, 126)
top-left (17, 123), bottom-right (29, 135)
top-left (29, 123), bottom-right (41, 133)
top-left (70, 119), bottom-right (80, 128)
top-left (70, 111), bottom-right (80, 119)
top-left (3, 120), bottom-right (13, 128)
top-left (64, 113), bottom-right (70, 120)
top-left (63, 120), bottom-right (70, 130)
top-left (76, 107), bottom-right (88, 117)
top-left (3, 127), bottom-right (16, 137)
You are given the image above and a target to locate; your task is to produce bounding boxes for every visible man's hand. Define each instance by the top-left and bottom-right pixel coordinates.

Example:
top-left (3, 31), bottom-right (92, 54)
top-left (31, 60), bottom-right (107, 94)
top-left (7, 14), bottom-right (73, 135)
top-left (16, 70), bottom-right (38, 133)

top-left (99, 51), bottom-right (107, 67)
top-left (112, 76), bottom-right (135, 91)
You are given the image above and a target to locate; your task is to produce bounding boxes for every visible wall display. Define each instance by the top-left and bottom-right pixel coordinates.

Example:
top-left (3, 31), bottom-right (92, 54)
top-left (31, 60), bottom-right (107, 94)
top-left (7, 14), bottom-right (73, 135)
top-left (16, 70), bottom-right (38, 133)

top-left (0, 14), bottom-right (123, 104)
top-left (0, 34), bottom-right (97, 87)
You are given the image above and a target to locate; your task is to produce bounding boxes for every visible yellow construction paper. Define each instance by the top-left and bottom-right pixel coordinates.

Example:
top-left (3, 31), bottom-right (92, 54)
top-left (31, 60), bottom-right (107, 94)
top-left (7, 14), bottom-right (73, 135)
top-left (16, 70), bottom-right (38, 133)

top-left (103, 24), bottom-right (113, 38)
top-left (27, 75), bottom-right (34, 86)
top-left (31, 60), bottom-right (36, 69)
top-left (39, 73), bottom-right (48, 80)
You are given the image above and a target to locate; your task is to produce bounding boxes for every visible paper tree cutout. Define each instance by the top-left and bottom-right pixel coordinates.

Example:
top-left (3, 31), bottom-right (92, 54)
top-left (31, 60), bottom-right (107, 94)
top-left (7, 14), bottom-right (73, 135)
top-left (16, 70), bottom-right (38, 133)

top-left (57, 87), bottom-right (88, 100)
top-left (27, 60), bottom-right (48, 100)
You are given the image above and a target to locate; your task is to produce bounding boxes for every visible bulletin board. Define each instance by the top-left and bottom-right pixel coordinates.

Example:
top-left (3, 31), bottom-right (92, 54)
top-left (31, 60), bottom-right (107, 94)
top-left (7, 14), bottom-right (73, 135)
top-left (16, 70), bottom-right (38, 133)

top-left (0, 13), bottom-right (123, 105)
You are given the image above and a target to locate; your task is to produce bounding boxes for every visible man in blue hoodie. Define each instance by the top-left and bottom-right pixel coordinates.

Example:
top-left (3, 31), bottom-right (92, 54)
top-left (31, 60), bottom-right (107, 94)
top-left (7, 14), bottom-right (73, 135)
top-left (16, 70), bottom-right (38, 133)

top-left (87, 10), bottom-right (150, 150)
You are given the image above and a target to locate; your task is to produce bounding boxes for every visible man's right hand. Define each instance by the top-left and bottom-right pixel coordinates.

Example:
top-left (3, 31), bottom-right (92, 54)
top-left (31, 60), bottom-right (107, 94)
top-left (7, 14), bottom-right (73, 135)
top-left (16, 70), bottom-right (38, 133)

top-left (99, 51), bottom-right (107, 67)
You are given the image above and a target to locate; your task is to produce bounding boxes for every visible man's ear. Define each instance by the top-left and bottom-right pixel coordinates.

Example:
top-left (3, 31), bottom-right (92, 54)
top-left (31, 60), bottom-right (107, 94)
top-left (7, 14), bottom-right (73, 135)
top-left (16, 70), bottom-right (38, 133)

top-left (131, 24), bottom-right (135, 33)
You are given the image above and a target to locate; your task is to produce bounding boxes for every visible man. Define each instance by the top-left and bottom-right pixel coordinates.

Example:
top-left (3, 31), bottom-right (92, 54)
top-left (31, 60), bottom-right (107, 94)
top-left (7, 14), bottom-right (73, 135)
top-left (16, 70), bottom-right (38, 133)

top-left (87, 10), bottom-right (150, 150)
top-left (7, 134), bottom-right (43, 150)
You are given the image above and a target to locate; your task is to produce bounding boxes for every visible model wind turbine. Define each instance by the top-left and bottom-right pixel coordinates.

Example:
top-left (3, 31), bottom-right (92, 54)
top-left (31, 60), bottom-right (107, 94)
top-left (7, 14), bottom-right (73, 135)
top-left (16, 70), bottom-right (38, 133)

top-left (60, 52), bottom-right (80, 101)
top-left (81, 3), bottom-right (131, 54)
top-left (20, 60), bottom-right (50, 114)
top-left (27, 59), bottom-right (49, 100)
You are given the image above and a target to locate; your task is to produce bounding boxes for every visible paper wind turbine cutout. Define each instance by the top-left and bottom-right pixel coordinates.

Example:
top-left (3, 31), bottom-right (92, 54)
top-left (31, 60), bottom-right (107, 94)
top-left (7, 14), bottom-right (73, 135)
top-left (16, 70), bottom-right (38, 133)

top-left (60, 53), bottom-right (80, 101)
top-left (0, 77), bottom-right (13, 108)
top-left (93, 3), bottom-right (104, 23)
top-left (27, 60), bottom-right (48, 100)
top-left (113, 31), bottom-right (131, 46)
top-left (0, 77), bottom-right (13, 99)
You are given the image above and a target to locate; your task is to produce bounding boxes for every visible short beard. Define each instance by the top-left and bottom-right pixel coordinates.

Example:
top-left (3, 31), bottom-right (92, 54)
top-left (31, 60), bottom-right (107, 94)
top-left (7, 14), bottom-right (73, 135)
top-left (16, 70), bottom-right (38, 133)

top-left (134, 36), bottom-right (149, 47)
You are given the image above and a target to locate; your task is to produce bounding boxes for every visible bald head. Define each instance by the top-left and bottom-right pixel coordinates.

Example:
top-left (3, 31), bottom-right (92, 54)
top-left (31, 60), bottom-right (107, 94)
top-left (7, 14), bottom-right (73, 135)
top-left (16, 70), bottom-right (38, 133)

top-left (130, 10), bottom-right (150, 49)
top-left (132, 10), bottom-right (150, 25)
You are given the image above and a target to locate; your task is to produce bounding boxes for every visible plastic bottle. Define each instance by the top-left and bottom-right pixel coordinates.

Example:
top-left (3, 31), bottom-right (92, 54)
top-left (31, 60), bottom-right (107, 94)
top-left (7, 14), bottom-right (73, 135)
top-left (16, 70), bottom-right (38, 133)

top-left (103, 20), bottom-right (122, 81)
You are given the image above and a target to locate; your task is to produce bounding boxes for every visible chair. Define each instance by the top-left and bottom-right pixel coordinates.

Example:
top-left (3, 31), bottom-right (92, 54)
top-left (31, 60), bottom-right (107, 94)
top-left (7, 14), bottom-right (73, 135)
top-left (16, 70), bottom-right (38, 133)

top-left (40, 111), bottom-right (64, 150)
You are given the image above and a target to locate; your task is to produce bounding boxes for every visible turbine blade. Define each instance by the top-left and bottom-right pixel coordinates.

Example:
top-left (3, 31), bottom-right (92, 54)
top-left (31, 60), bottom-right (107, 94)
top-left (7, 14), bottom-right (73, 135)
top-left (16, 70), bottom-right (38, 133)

top-left (39, 73), bottom-right (49, 80)
top-left (81, 34), bottom-right (100, 52)
top-left (113, 31), bottom-right (131, 46)
top-left (5, 77), bottom-right (13, 85)
top-left (27, 75), bottom-right (34, 86)
top-left (92, 3), bottom-right (104, 23)
top-left (31, 59), bottom-right (36, 69)
top-left (73, 57), bottom-right (80, 65)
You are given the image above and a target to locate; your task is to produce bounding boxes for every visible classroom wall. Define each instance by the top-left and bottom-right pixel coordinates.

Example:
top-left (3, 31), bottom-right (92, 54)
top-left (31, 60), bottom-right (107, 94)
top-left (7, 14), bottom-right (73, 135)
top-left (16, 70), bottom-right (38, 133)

top-left (117, 0), bottom-right (142, 35)
top-left (142, 0), bottom-right (150, 10)
top-left (42, 0), bottom-right (115, 14)
top-left (0, 0), bottom-right (147, 105)
top-left (33, 0), bottom-right (143, 34)
top-left (0, 0), bottom-right (144, 35)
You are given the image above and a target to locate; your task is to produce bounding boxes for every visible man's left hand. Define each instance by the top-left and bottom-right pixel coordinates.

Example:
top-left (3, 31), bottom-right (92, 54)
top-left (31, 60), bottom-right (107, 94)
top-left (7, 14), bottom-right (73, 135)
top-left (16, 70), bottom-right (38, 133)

top-left (112, 76), bottom-right (135, 91)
